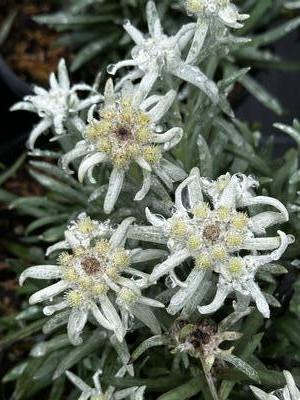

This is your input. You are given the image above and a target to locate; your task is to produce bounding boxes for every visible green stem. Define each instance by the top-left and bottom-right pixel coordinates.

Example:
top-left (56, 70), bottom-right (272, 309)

top-left (199, 356), bottom-right (220, 400)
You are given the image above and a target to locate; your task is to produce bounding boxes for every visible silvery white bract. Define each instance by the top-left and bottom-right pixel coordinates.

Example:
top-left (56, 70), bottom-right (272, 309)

top-left (19, 217), bottom-right (165, 345)
top-left (62, 79), bottom-right (186, 214)
top-left (66, 369), bottom-right (146, 400)
top-left (11, 59), bottom-right (102, 149)
top-left (145, 168), bottom-right (294, 317)
top-left (107, 1), bottom-right (220, 105)
top-left (250, 371), bottom-right (300, 400)
top-left (184, 0), bottom-right (249, 64)
top-left (46, 212), bottom-right (112, 256)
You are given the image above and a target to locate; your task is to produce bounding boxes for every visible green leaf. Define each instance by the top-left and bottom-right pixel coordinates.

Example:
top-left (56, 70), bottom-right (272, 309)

top-left (274, 121), bottom-right (300, 147)
top-left (0, 153), bottom-right (26, 186)
top-left (217, 354), bottom-right (260, 383)
top-left (2, 362), bottom-right (28, 383)
top-left (238, 0), bottom-right (272, 35)
top-left (157, 377), bottom-right (203, 400)
top-left (34, 12), bottom-right (118, 28)
top-left (238, 73), bottom-right (283, 115)
top-left (0, 9), bottom-right (18, 47)
top-left (71, 34), bottom-right (119, 71)
top-left (29, 169), bottom-right (88, 206)
top-left (26, 214), bottom-right (69, 235)
top-left (53, 330), bottom-right (106, 379)
top-left (49, 376), bottom-right (65, 400)
top-left (130, 335), bottom-right (171, 363)
top-left (0, 317), bottom-right (48, 350)
top-left (251, 16), bottom-right (300, 47)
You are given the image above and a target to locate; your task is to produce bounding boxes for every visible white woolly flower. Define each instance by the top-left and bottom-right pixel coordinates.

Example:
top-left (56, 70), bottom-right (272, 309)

top-left (11, 59), bottom-right (102, 149)
top-left (184, 0), bottom-right (249, 64)
top-left (107, 1), bottom-right (220, 106)
top-left (19, 217), bottom-right (165, 345)
top-left (146, 168), bottom-right (294, 317)
top-left (66, 369), bottom-right (146, 400)
top-left (62, 79), bottom-right (186, 214)
top-left (251, 371), bottom-right (300, 400)
top-left (185, 0), bottom-right (249, 28)
top-left (46, 212), bottom-right (112, 256)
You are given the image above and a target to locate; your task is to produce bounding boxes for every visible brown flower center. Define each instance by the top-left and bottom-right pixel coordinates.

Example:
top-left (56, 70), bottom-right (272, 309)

top-left (203, 224), bottom-right (221, 242)
top-left (81, 257), bottom-right (102, 275)
top-left (116, 125), bottom-right (131, 140)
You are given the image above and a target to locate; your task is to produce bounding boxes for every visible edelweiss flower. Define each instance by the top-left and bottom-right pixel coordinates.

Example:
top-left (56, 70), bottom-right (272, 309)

top-left (251, 371), bottom-right (300, 400)
top-left (107, 1), bottom-right (220, 106)
top-left (185, 0), bottom-right (249, 28)
top-left (66, 369), bottom-right (146, 400)
top-left (146, 168), bottom-right (294, 317)
top-left (62, 79), bottom-right (186, 214)
top-left (184, 0), bottom-right (249, 64)
top-left (172, 309), bottom-right (250, 373)
top-left (46, 212), bottom-right (112, 256)
top-left (20, 217), bottom-right (165, 344)
top-left (11, 59), bottom-right (101, 149)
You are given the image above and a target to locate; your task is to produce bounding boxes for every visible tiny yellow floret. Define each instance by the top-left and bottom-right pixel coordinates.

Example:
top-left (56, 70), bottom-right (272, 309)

top-left (74, 246), bottom-right (86, 257)
top-left (195, 254), bottom-right (212, 269)
top-left (66, 290), bottom-right (84, 307)
top-left (118, 288), bottom-right (139, 305)
top-left (143, 146), bottom-right (161, 165)
top-left (228, 258), bottom-right (244, 275)
top-left (226, 233), bottom-right (244, 248)
top-left (91, 282), bottom-right (108, 296)
top-left (57, 252), bottom-right (73, 267)
top-left (193, 203), bottom-right (210, 219)
top-left (212, 245), bottom-right (227, 261)
top-left (231, 212), bottom-right (249, 230)
top-left (216, 206), bottom-right (230, 221)
top-left (78, 276), bottom-right (93, 289)
top-left (111, 249), bottom-right (130, 269)
top-left (187, 234), bottom-right (202, 251)
top-left (63, 269), bottom-right (78, 282)
top-left (105, 267), bottom-right (120, 281)
top-left (77, 217), bottom-right (95, 234)
top-left (95, 239), bottom-right (111, 255)
top-left (170, 219), bottom-right (187, 238)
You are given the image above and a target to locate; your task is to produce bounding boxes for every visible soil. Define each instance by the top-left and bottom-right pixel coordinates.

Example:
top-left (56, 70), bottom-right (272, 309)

top-left (0, 0), bottom-right (70, 85)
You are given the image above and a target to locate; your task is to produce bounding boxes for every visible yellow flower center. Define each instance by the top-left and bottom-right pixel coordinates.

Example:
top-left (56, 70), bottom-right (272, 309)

top-left (170, 220), bottom-right (188, 237)
top-left (231, 212), bottom-right (249, 230)
top-left (66, 290), bottom-right (84, 307)
top-left (77, 217), bottom-right (95, 234)
top-left (228, 258), bottom-right (244, 275)
top-left (85, 97), bottom-right (160, 169)
top-left (118, 288), bottom-right (139, 305)
top-left (193, 203), bottom-right (210, 219)
top-left (195, 254), bottom-right (212, 269)
top-left (226, 233), bottom-right (244, 248)
top-left (187, 234), bottom-right (202, 251)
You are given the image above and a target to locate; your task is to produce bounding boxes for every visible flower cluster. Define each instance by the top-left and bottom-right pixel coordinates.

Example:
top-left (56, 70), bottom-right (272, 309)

top-left (20, 217), bottom-right (164, 344)
top-left (108, 1), bottom-right (220, 105)
top-left (62, 80), bottom-right (185, 213)
top-left (13, 1), bottom-right (299, 398)
top-left (145, 168), bottom-right (294, 317)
